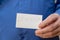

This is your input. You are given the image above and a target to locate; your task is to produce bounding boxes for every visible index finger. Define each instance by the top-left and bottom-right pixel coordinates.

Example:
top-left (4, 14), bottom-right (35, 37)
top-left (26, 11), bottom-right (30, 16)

top-left (39, 14), bottom-right (59, 28)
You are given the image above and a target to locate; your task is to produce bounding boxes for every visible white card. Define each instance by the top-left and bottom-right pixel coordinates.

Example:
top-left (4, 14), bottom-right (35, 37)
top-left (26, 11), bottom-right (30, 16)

top-left (16, 13), bottom-right (42, 29)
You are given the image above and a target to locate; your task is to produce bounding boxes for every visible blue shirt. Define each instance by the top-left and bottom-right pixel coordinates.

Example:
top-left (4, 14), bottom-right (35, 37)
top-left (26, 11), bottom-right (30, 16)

top-left (0, 0), bottom-right (60, 40)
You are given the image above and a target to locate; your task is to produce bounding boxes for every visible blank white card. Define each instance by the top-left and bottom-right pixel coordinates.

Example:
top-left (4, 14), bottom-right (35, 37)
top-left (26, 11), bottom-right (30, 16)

top-left (16, 13), bottom-right (42, 29)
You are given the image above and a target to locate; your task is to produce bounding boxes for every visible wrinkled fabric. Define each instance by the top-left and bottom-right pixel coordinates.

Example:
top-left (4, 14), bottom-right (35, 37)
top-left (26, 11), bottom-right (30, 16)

top-left (0, 0), bottom-right (2, 4)
top-left (55, 0), bottom-right (60, 14)
top-left (0, 0), bottom-right (9, 4)
top-left (0, 0), bottom-right (60, 40)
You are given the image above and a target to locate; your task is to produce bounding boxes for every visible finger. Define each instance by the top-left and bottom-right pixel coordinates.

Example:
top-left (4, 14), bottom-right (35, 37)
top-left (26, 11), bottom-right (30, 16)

top-left (35, 27), bottom-right (60, 38)
top-left (39, 14), bottom-right (59, 28)
top-left (35, 30), bottom-right (54, 38)
top-left (55, 32), bottom-right (60, 36)
top-left (38, 17), bottom-right (60, 34)
top-left (42, 26), bottom-right (60, 38)
top-left (35, 30), bottom-right (43, 37)
top-left (52, 27), bottom-right (60, 37)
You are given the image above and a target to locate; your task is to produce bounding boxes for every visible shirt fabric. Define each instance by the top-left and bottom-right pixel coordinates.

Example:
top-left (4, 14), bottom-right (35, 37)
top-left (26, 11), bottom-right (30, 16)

top-left (0, 0), bottom-right (60, 40)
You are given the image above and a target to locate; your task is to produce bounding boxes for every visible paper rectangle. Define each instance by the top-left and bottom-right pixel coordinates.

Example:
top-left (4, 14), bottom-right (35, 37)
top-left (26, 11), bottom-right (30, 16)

top-left (16, 13), bottom-right (42, 29)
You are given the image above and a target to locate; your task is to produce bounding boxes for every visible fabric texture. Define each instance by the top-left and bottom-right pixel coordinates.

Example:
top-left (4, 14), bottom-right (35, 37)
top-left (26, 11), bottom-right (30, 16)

top-left (55, 0), bottom-right (60, 15)
top-left (0, 0), bottom-right (60, 40)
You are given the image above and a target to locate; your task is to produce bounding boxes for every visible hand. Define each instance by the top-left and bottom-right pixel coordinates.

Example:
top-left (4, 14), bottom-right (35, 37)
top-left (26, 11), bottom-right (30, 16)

top-left (35, 13), bottom-right (60, 38)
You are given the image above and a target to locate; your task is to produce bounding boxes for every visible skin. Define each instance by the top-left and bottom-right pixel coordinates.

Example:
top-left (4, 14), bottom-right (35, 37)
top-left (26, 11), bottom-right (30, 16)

top-left (35, 13), bottom-right (60, 38)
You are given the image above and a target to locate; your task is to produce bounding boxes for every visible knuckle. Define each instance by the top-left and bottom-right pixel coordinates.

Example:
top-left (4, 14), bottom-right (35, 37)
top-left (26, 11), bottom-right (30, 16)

top-left (51, 14), bottom-right (59, 18)
top-left (53, 13), bottom-right (59, 17)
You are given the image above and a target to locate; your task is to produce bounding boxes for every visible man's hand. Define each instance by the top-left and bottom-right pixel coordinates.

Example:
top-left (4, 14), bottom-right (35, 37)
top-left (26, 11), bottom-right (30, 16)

top-left (35, 13), bottom-right (60, 38)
